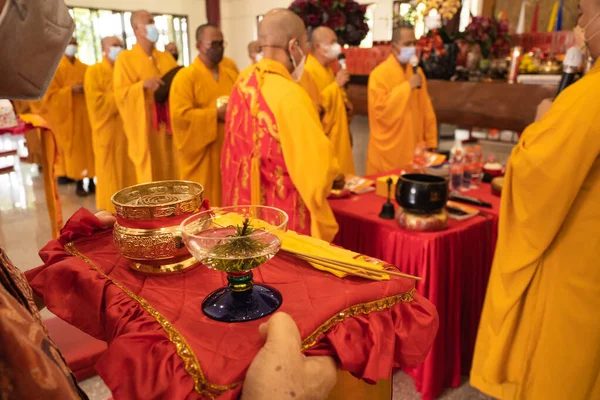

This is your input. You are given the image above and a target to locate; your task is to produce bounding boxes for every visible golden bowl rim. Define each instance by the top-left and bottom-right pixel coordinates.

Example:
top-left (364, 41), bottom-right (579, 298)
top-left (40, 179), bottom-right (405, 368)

top-left (111, 180), bottom-right (204, 209)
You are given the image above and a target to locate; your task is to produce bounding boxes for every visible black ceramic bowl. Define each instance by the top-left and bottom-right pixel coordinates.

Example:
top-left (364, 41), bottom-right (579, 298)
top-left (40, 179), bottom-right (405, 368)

top-left (396, 174), bottom-right (448, 214)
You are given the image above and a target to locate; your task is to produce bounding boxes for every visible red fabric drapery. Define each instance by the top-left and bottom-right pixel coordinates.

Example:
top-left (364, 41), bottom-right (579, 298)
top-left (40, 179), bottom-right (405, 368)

top-left (27, 209), bottom-right (439, 399)
top-left (329, 182), bottom-right (500, 400)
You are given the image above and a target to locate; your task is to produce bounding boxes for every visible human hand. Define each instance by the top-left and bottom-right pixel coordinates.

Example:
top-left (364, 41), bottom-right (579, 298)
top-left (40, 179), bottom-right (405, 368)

top-left (335, 69), bottom-right (350, 87)
top-left (409, 74), bottom-right (422, 90)
top-left (71, 84), bottom-right (84, 94)
top-left (143, 78), bottom-right (164, 92)
top-left (217, 103), bottom-right (228, 122)
top-left (242, 312), bottom-right (337, 400)
top-left (95, 211), bottom-right (116, 228)
top-left (535, 98), bottom-right (553, 121)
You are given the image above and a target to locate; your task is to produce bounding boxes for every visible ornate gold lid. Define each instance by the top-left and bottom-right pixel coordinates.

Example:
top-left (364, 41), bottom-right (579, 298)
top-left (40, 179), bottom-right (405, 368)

top-left (111, 180), bottom-right (204, 221)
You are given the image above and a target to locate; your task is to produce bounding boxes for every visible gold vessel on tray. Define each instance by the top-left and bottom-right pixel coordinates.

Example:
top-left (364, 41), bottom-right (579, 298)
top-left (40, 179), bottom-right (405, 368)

top-left (111, 180), bottom-right (204, 274)
top-left (216, 95), bottom-right (229, 108)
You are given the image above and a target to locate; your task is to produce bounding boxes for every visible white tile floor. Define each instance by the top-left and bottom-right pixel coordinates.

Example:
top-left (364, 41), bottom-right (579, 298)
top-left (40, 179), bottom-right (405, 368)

top-left (0, 122), bottom-right (491, 400)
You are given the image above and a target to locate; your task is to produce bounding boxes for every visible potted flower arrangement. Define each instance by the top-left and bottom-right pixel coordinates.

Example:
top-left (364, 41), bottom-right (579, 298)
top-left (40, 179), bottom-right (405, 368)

top-left (464, 16), bottom-right (511, 72)
top-left (288, 0), bottom-right (369, 46)
top-left (416, 27), bottom-right (460, 80)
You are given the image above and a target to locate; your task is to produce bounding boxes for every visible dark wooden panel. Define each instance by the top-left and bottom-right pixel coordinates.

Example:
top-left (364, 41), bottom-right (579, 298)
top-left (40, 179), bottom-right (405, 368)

top-left (347, 79), bottom-right (557, 132)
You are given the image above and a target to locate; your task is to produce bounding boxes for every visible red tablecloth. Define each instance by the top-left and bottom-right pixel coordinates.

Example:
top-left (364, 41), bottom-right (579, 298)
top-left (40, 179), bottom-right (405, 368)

top-left (28, 209), bottom-right (439, 400)
top-left (329, 184), bottom-right (500, 400)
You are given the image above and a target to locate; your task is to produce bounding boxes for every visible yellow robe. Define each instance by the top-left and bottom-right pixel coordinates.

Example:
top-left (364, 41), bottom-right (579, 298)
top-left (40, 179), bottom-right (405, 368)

top-left (170, 58), bottom-right (238, 207)
top-left (257, 60), bottom-right (340, 240)
top-left (113, 44), bottom-right (179, 183)
top-left (298, 72), bottom-right (324, 116)
top-left (221, 56), bottom-right (239, 74)
top-left (84, 57), bottom-right (136, 213)
top-left (470, 61), bottom-right (600, 400)
top-left (304, 54), bottom-right (355, 175)
top-left (12, 100), bottom-right (43, 165)
top-left (42, 56), bottom-right (95, 180)
top-left (366, 55), bottom-right (437, 174)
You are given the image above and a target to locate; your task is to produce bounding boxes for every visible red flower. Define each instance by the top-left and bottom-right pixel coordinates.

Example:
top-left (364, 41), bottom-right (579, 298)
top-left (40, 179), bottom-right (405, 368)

top-left (345, 1), bottom-right (359, 12)
top-left (306, 14), bottom-right (320, 26)
top-left (327, 10), bottom-right (346, 29)
top-left (319, 0), bottom-right (333, 9)
top-left (359, 4), bottom-right (367, 14)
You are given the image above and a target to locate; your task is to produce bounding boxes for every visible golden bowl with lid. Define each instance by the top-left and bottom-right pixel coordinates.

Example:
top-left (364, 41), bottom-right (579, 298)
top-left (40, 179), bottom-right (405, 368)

top-left (111, 180), bottom-right (204, 274)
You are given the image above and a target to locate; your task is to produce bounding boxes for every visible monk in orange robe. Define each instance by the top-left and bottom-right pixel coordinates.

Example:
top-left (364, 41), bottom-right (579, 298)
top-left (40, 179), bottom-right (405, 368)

top-left (470, 4), bottom-right (600, 398)
top-left (305, 27), bottom-right (355, 175)
top-left (113, 10), bottom-right (179, 183)
top-left (367, 25), bottom-right (437, 174)
top-left (170, 24), bottom-right (238, 206)
top-left (42, 37), bottom-right (95, 196)
top-left (85, 36), bottom-right (136, 213)
top-left (164, 42), bottom-right (180, 63)
top-left (222, 9), bottom-right (340, 242)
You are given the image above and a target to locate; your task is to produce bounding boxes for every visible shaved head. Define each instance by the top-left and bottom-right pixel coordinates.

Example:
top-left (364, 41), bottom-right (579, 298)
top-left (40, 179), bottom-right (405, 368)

top-left (165, 42), bottom-right (178, 54)
top-left (196, 23), bottom-right (220, 42)
top-left (131, 10), bottom-right (153, 29)
top-left (392, 24), bottom-right (415, 43)
top-left (101, 36), bottom-right (121, 50)
top-left (248, 40), bottom-right (260, 53)
top-left (258, 8), bottom-right (306, 48)
top-left (310, 26), bottom-right (337, 50)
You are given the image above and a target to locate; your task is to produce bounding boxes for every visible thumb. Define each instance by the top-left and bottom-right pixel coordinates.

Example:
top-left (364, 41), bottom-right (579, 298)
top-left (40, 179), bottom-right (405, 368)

top-left (258, 312), bottom-right (301, 351)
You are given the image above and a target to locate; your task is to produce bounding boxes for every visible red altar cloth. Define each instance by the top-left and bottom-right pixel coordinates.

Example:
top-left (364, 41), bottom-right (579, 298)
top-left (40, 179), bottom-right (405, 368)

top-left (28, 209), bottom-right (439, 400)
top-left (329, 184), bottom-right (500, 400)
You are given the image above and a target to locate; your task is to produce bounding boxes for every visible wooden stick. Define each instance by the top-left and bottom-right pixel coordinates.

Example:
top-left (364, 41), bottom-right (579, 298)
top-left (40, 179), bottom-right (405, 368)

top-left (282, 248), bottom-right (421, 281)
top-left (293, 255), bottom-right (385, 281)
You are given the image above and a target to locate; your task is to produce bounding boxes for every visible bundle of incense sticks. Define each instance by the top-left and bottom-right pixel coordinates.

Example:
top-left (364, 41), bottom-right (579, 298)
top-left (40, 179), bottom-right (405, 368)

top-left (282, 248), bottom-right (421, 282)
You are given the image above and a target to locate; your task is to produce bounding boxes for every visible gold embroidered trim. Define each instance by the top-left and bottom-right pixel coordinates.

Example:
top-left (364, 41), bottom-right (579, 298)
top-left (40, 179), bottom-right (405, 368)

top-left (65, 242), bottom-right (416, 397)
top-left (64, 242), bottom-right (239, 399)
top-left (301, 288), bottom-right (416, 351)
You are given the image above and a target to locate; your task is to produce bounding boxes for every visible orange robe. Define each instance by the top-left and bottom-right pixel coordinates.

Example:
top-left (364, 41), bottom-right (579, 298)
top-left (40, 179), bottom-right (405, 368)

top-left (304, 54), bottom-right (355, 175)
top-left (84, 57), bottom-right (136, 213)
top-left (113, 44), bottom-right (179, 183)
top-left (222, 59), bottom-right (340, 242)
top-left (170, 58), bottom-right (238, 206)
top-left (471, 61), bottom-right (600, 400)
top-left (221, 56), bottom-right (239, 74)
top-left (42, 56), bottom-right (95, 180)
top-left (367, 55), bottom-right (437, 174)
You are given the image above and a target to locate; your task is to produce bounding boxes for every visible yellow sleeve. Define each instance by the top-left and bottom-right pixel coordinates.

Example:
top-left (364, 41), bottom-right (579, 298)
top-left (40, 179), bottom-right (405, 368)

top-left (320, 80), bottom-right (355, 175)
top-left (421, 76), bottom-right (438, 149)
top-left (84, 66), bottom-right (119, 125)
top-left (113, 54), bottom-right (151, 182)
top-left (42, 70), bottom-right (73, 150)
top-left (268, 80), bottom-right (340, 242)
top-left (169, 69), bottom-right (218, 163)
top-left (368, 71), bottom-right (411, 131)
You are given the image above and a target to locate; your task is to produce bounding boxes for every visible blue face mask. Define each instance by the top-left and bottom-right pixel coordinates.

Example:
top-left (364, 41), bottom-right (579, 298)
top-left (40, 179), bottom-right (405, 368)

top-left (145, 24), bottom-right (159, 43)
top-left (397, 46), bottom-right (416, 64)
top-left (108, 46), bottom-right (123, 61)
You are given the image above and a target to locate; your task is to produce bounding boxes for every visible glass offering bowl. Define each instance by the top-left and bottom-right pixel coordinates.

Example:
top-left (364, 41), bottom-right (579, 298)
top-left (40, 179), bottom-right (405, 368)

top-left (181, 206), bottom-right (289, 322)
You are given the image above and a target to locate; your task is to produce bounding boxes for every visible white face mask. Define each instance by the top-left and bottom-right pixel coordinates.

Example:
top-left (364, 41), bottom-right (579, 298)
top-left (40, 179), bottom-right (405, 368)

top-left (574, 12), bottom-right (600, 55)
top-left (254, 52), bottom-right (263, 63)
top-left (290, 45), bottom-right (306, 82)
top-left (108, 46), bottom-right (123, 61)
top-left (396, 46), bottom-right (416, 64)
top-left (65, 44), bottom-right (78, 57)
top-left (0, 0), bottom-right (75, 99)
top-left (145, 24), bottom-right (159, 43)
top-left (326, 43), bottom-right (342, 60)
